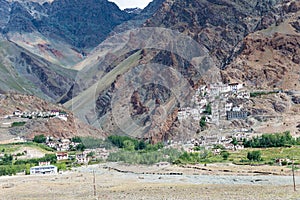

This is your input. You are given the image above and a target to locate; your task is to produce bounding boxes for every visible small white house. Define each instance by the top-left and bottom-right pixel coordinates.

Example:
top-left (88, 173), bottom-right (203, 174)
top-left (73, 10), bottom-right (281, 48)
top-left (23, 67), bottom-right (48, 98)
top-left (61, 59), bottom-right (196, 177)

top-left (237, 91), bottom-right (250, 99)
top-left (13, 110), bottom-right (22, 117)
top-left (56, 152), bottom-right (69, 161)
top-left (38, 161), bottom-right (51, 166)
top-left (30, 165), bottom-right (57, 175)
top-left (225, 103), bottom-right (233, 111)
top-left (76, 153), bottom-right (89, 164)
top-left (228, 83), bottom-right (243, 92)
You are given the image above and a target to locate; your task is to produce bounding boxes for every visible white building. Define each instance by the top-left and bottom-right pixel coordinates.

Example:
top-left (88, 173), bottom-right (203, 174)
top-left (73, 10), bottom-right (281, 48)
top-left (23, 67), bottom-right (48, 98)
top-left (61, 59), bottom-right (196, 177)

top-left (76, 153), bottom-right (89, 164)
top-left (232, 106), bottom-right (242, 112)
top-left (237, 91), bottom-right (250, 99)
top-left (56, 152), bottom-right (69, 161)
top-left (30, 165), bottom-right (57, 175)
top-left (209, 83), bottom-right (230, 95)
top-left (225, 103), bottom-right (233, 111)
top-left (13, 110), bottom-right (22, 117)
top-left (228, 83), bottom-right (243, 93)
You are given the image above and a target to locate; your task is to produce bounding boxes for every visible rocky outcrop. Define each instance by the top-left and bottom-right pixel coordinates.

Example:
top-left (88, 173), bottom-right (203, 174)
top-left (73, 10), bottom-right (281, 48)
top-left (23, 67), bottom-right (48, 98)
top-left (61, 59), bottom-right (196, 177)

top-left (1, 0), bottom-right (134, 50)
top-left (0, 40), bottom-right (76, 102)
top-left (148, 108), bottom-right (179, 144)
top-left (131, 91), bottom-right (149, 116)
top-left (145, 0), bottom-right (287, 68)
top-left (39, 0), bottom-right (133, 49)
top-left (292, 96), bottom-right (300, 104)
top-left (10, 115), bottom-right (107, 140)
top-left (112, 0), bottom-right (165, 33)
top-left (222, 33), bottom-right (300, 90)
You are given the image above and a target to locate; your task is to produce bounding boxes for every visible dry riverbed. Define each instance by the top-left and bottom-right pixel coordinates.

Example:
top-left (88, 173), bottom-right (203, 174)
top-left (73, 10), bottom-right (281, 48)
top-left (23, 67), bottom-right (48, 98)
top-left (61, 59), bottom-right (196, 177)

top-left (1, 163), bottom-right (300, 200)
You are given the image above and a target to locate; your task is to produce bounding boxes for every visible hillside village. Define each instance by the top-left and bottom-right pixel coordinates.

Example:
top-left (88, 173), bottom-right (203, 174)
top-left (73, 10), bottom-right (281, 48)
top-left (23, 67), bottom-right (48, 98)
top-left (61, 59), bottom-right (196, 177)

top-left (176, 82), bottom-right (255, 150)
top-left (178, 82), bottom-right (249, 122)
top-left (12, 110), bottom-right (68, 121)
top-left (0, 109), bottom-right (68, 128)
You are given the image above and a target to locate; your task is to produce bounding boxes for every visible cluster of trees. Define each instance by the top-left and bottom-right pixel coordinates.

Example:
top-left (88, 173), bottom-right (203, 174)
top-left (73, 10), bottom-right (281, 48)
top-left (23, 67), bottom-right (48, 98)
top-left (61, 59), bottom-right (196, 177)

top-left (175, 151), bottom-right (210, 164)
top-left (107, 135), bottom-right (163, 151)
top-left (81, 137), bottom-right (112, 149)
top-left (107, 148), bottom-right (181, 165)
top-left (69, 137), bottom-right (86, 151)
top-left (11, 122), bottom-right (26, 127)
top-left (107, 135), bottom-right (180, 165)
top-left (204, 103), bottom-right (212, 115)
top-left (0, 164), bottom-right (31, 176)
top-left (0, 154), bottom-right (57, 176)
top-left (243, 131), bottom-right (298, 148)
top-left (250, 91), bottom-right (277, 98)
top-left (0, 154), bottom-right (13, 165)
top-left (14, 154), bottom-right (57, 165)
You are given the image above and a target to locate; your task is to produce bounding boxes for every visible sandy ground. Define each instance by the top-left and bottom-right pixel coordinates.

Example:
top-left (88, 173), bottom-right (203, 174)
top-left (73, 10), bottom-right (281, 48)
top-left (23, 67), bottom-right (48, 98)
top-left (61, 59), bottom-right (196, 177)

top-left (1, 163), bottom-right (300, 200)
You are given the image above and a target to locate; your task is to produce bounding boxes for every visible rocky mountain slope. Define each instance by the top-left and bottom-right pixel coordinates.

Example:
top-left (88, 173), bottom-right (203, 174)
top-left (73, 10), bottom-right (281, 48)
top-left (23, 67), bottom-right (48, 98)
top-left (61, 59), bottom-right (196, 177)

top-left (0, 93), bottom-right (107, 140)
top-left (1, 0), bottom-right (300, 143)
top-left (1, 0), bottom-right (133, 50)
top-left (0, 39), bottom-right (76, 102)
top-left (65, 0), bottom-right (300, 143)
top-left (222, 7), bottom-right (300, 90)
top-left (145, 0), bottom-right (295, 68)
top-left (0, 0), bottom-right (142, 101)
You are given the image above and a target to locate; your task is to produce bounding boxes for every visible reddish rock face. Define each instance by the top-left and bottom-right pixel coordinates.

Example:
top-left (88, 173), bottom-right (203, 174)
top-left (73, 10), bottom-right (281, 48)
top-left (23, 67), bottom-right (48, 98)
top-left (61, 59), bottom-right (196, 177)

top-left (222, 33), bottom-right (300, 90)
top-left (131, 91), bottom-right (149, 115)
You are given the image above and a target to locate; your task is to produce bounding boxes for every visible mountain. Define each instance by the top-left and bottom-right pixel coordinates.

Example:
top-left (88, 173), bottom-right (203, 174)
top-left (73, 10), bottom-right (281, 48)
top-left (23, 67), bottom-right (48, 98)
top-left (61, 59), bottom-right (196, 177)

top-left (112, 0), bottom-right (165, 33)
top-left (0, 39), bottom-right (76, 102)
top-left (1, 0), bottom-right (300, 143)
top-left (0, 0), bottom-right (138, 101)
top-left (145, 0), bottom-right (289, 68)
top-left (65, 0), bottom-right (300, 143)
top-left (1, 0), bottom-right (134, 50)
top-left (0, 0), bottom-right (164, 140)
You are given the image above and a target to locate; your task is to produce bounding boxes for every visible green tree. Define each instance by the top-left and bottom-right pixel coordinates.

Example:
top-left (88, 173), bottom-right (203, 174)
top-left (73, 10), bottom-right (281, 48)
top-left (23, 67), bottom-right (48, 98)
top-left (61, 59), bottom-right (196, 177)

top-left (33, 134), bottom-right (46, 143)
top-left (76, 143), bottom-right (86, 151)
top-left (247, 150), bottom-right (262, 161)
top-left (204, 104), bottom-right (212, 115)
top-left (221, 151), bottom-right (230, 160)
top-left (56, 163), bottom-right (67, 171)
top-left (71, 136), bottom-right (82, 143)
top-left (199, 116), bottom-right (206, 130)
top-left (123, 140), bottom-right (135, 151)
top-left (231, 137), bottom-right (238, 146)
top-left (137, 140), bottom-right (147, 150)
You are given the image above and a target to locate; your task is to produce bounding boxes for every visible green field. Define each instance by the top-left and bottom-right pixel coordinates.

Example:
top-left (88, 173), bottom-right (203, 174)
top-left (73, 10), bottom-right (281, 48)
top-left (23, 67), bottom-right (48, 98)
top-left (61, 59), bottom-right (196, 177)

top-left (0, 142), bottom-right (54, 154)
top-left (229, 146), bottom-right (300, 165)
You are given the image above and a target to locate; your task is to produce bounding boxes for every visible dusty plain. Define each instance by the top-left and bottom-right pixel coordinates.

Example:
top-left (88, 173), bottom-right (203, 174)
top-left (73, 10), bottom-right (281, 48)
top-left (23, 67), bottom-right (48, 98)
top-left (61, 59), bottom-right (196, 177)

top-left (1, 163), bottom-right (300, 200)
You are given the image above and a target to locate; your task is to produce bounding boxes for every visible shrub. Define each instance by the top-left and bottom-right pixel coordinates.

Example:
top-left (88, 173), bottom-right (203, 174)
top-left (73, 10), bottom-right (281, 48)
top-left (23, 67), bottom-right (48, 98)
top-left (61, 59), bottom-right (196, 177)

top-left (247, 150), bottom-right (262, 161)
top-left (199, 116), bottom-right (206, 130)
top-left (71, 136), bottom-right (82, 143)
top-left (221, 151), bottom-right (230, 160)
top-left (33, 134), bottom-right (46, 143)
top-left (11, 122), bottom-right (26, 127)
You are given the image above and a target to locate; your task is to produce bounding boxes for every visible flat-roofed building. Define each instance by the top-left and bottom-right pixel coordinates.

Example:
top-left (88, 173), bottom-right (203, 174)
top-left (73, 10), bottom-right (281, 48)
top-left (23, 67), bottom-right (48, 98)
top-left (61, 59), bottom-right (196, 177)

top-left (30, 165), bottom-right (57, 175)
